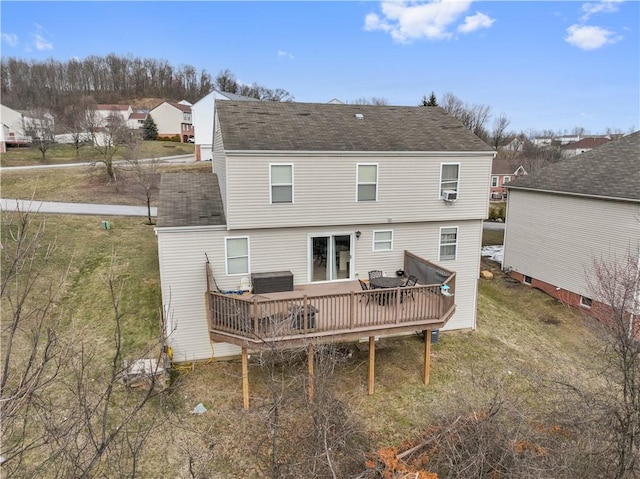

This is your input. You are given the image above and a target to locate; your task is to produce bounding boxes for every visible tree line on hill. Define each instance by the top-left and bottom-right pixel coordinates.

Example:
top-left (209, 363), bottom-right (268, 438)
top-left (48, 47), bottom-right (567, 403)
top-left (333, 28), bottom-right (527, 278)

top-left (0, 54), bottom-right (294, 115)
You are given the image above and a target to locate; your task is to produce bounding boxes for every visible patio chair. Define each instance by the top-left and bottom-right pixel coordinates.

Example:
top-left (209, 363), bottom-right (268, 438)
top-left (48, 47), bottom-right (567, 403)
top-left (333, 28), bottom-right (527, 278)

top-left (359, 278), bottom-right (371, 304)
top-left (401, 275), bottom-right (418, 301)
top-left (368, 270), bottom-right (383, 282)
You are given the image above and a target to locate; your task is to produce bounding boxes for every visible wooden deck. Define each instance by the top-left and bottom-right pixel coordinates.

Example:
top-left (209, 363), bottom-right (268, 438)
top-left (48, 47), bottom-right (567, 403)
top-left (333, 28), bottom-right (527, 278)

top-left (206, 276), bottom-right (456, 350)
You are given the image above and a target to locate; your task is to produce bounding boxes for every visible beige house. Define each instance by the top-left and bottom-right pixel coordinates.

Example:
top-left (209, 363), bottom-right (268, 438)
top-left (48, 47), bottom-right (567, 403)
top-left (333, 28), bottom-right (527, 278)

top-left (0, 104), bottom-right (30, 151)
top-left (156, 101), bottom-right (495, 363)
top-left (503, 131), bottom-right (640, 315)
top-left (148, 100), bottom-right (193, 142)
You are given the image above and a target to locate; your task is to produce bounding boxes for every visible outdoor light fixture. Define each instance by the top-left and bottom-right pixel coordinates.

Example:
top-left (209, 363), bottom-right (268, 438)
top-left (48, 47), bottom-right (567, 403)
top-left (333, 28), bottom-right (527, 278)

top-left (355, 231), bottom-right (361, 239)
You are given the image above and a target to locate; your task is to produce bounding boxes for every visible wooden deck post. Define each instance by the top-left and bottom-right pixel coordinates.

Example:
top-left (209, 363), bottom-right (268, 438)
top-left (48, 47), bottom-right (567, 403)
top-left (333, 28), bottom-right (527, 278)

top-left (423, 330), bottom-right (431, 385)
top-left (308, 344), bottom-right (315, 402)
top-left (368, 336), bottom-right (375, 395)
top-left (242, 347), bottom-right (249, 409)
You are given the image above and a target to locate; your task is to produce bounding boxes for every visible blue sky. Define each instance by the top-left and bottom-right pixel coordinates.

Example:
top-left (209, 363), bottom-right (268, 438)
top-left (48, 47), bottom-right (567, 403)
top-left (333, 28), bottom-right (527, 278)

top-left (1, 1), bottom-right (638, 134)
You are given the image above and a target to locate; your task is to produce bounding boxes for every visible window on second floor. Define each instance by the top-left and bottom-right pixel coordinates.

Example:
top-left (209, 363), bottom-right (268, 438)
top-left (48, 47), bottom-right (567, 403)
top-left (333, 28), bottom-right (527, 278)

top-left (373, 230), bottom-right (393, 251)
top-left (439, 227), bottom-right (458, 261)
top-left (225, 237), bottom-right (249, 275)
top-left (440, 163), bottom-right (460, 197)
top-left (357, 164), bottom-right (378, 202)
top-left (491, 176), bottom-right (498, 187)
top-left (270, 164), bottom-right (293, 203)
top-left (503, 176), bottom-right (511, 184)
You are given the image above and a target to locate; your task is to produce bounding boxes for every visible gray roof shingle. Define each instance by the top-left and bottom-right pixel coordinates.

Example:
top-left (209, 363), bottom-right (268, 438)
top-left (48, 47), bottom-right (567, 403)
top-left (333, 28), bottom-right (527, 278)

top-left (215, 101), bottom-right (493, 153)
top-left (507, 131), bottom-right (640, 201)
top-left (157, 173), bottom-right (226, 227)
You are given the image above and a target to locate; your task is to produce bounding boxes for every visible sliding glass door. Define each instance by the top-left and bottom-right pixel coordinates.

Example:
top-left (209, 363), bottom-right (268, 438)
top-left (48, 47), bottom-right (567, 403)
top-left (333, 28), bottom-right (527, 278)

top-left (310, 234), bottom-right (352, 282)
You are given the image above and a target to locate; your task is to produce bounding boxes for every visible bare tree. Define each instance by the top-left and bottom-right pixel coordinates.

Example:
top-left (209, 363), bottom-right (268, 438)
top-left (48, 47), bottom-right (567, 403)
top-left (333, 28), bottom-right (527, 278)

top-left (584, 249), bottom-right (640, 478)
top-left (491, 112), bottom-right (512, 150)
top-left (86, 105), bottom-right (134, 181)
top-left (123, 141), bottom-right (160, 225)
top-left (23, 109), bottom-right (56, 161)
top-left (440, 92), bottom-right (491, 142)
top-left (350, 97), bottom-right (389, 106)
top-left (61, 98), bottom-right (92, 159)
top-left (1, 208), bottom-right (168, 478)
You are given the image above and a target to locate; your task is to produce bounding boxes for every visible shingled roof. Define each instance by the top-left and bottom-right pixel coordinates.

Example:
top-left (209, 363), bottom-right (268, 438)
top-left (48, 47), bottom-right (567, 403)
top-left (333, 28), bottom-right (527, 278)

top-left (157, 173), bottom-right (226, 227)
top-left (507, 131), bottom-right (640, 201)
top-left (215, 101), bottom-right (493, 153)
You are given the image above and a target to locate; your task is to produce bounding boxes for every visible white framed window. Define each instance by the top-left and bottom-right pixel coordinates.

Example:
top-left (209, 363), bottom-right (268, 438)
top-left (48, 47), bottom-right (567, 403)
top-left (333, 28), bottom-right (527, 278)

top-left (491, 176), bottom-right (498, 187)
top-left (373, 230), bottom-right (393, 251)
top-left (439, 227), bottom-right (458, 261)
top-left (440, 163), bottom-right (460, 197)
top-left (523, 275), bottom-right (532, 285)
top-left (503, 176), bottom-right (511, 184)
top-left (357, 164), bottom-right (378, 201)
top-left (225, 237), bottom-right (249, 275)
top-left (580, 296), bottom-right (592, 308)
top-left (270, 164), bottom-right (293, 203)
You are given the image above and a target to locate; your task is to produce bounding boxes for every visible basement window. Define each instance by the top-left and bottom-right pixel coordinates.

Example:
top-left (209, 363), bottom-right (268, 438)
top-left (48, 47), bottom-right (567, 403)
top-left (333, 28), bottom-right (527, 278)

top-left (580, 296), bottom-right (592, 308)
top-left (523, 275), bottom-right (532, 285)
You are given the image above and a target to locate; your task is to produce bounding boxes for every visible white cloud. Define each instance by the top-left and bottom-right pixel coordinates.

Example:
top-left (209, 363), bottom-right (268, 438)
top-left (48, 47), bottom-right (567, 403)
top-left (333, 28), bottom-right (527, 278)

top-left (1, 33), bottom-right (18, 47)
top-left (365, 0), bottom-right (494, 43)
top-left (457, 12), bottom-right (495, 33)
top-left (33, 23), bottom-right (53, 51)
top-left (565, 24), bottom-right (621, 50)
top-left (581, 0), bottom-right (623, 21)
top-left (277, 50), bottom-right (294, 60)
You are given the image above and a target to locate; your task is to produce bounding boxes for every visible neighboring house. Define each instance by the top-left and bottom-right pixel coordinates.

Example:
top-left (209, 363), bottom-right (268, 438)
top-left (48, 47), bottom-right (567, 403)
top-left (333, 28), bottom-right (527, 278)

top-left (128, 111), bottom-right (148, 130)
top-left (561, 137), bottom-right (611, 157)
top-left (496, 135), bottom-right (525, 152)
top-left (0, 104), bottom-right (32, 152)
top-left (490, 159), bottom-right (527, 200)
top-left (156, 101), bottom-right (495, 363)
top-left (503, 132), bottom-right (640, 320)
top-left (149, 100), bottom-right (193, 142)
top-left (95, 104), bottom-right (133, 124)
top-left (191, 90), bottom-right (258, 161)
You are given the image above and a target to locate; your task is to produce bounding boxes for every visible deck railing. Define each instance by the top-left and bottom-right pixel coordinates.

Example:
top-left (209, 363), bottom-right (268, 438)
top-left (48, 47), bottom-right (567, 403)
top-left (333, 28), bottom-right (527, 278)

top-left (206, 281), bottom-right (455, 348)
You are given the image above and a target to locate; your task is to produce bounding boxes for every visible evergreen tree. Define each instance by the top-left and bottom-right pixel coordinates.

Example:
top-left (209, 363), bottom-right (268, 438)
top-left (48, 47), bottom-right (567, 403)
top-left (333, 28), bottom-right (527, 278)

top-left (141, 114), bottom-right (158, 140)
top-left (422, 91), bottom-right (438, 107)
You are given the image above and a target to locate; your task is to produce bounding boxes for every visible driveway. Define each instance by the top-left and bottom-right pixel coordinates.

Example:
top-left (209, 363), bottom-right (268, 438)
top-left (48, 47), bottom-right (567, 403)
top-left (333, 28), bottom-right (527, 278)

top-left (1, 199), bottom-right (156, 217)
top-left (483, 221), bottom-right (505, 231)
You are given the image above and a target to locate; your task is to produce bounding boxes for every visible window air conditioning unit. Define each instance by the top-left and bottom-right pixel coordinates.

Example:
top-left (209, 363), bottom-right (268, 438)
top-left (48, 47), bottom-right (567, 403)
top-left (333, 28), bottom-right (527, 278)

top-left (442, 190), bottom-right (458, 202)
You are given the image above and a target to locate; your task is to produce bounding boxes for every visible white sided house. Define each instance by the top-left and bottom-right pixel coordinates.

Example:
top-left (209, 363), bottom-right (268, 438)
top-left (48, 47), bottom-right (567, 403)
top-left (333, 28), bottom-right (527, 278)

top-left (503, 131), bottom-right (640, 317)
top-left (156, 102), bottom-right (495, 363)
top-left (149, 100), bottom-right (193, 142)
top-left (191, 90), bottom-right (258, 162)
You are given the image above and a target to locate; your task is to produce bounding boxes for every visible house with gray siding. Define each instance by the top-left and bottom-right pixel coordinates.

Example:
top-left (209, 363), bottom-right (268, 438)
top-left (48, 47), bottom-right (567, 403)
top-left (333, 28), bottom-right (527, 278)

top-left (503, 131), bottom-right (640, 316)
top-left (156, 101), bottom-right (495, 363)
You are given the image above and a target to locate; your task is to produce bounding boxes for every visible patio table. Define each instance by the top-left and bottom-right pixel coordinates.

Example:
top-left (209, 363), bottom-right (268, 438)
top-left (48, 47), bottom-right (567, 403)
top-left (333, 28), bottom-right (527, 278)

top-left (369, 277), bottom-right (405, 305)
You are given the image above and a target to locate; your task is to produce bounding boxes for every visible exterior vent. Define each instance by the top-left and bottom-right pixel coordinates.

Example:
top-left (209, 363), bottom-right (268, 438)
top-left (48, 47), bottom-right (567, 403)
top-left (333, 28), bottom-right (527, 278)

top-left (442, 190), bottom-right (458, 202)
top-left (355, 113), bottom-right (364, 120)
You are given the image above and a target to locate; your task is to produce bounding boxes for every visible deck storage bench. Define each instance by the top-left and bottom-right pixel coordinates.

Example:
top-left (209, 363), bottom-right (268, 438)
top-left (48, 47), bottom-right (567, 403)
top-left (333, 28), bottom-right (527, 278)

top-left (251, 271), bottom-right (294, 294)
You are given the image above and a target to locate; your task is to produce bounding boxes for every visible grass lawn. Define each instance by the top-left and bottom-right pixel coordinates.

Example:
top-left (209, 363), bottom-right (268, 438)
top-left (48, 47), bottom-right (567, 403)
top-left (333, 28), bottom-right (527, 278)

top-left (2, 210), bottom-right (606, 477)
top-left (1, 161), bottom-right (211, 205)
top-left (0, 140), bottom-right (195, 167)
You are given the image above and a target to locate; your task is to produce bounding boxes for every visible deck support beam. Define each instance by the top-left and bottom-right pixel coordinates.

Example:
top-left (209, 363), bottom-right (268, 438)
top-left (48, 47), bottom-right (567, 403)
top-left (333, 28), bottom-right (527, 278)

top-left (423, 330), bottom-right (431, 385)
top-left (242, 347), bottom-right (249, 409)
top-left (367, 336), bottom-right (375, 395)
top-left (308, 344), bottom-right (315, 402)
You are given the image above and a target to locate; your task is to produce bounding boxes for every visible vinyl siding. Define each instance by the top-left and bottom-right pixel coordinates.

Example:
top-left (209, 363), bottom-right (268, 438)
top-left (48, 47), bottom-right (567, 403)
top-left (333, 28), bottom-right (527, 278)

top-left (224, 153), bottom-right (493, 230)
top-left (150, 103), bottom-right (183, 136)
top-left (157, 219), bottom-right (482, 361)
top-left (503, 190), bottom-right (640, 298)
top-left (212, 124), bottom-right (227, 219)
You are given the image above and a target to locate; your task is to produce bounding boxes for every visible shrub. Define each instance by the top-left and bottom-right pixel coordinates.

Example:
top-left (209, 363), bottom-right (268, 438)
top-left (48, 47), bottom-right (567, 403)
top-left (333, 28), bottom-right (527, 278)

top-left (489, 203), bottom-right (506, 222)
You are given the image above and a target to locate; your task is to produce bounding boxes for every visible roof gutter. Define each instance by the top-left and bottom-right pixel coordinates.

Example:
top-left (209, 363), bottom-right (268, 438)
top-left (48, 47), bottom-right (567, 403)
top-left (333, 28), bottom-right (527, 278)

top-left (506, 185), bottom-right (640, 203)
top-left (224, 150), bottom-right (496, 158)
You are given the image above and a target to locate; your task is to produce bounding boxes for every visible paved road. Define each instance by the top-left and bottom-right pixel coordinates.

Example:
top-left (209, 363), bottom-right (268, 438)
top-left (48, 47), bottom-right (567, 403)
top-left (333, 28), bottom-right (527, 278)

top-left (1, 198), bottom-right (156, 217)
top-left (2, 154), bottom-right (194, 171)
